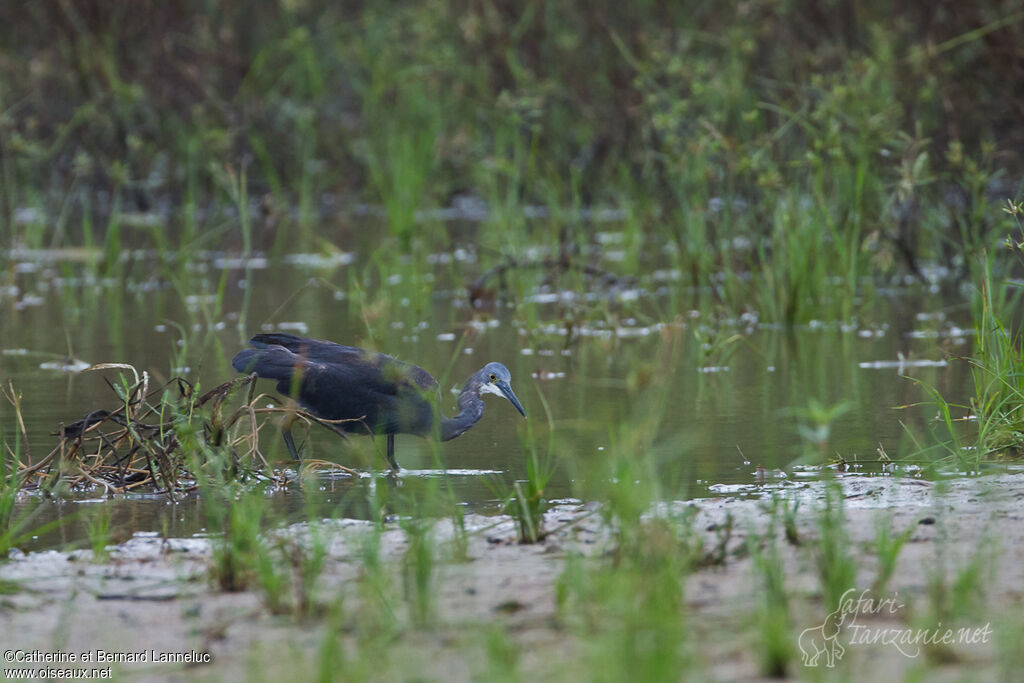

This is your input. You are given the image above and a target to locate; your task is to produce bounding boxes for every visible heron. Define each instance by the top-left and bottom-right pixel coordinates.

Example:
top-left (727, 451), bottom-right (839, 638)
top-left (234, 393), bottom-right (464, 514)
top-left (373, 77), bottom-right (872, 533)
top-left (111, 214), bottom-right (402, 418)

top-left (231, 333), bottom-right (527, 470)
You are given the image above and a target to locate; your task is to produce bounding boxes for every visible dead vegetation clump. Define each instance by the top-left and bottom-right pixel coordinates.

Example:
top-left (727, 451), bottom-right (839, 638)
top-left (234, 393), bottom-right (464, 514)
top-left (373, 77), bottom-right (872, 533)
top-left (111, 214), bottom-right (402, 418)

top-left (2, 363), bottom-right (356, 497)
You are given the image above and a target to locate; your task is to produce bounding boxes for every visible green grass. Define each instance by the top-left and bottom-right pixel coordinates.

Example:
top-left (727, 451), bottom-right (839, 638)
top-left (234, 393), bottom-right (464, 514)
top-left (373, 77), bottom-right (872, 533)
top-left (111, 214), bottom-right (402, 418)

top-left (968, 260), bottom-right (1024, 457)
top-left (274, 521), bottom-right (330, 618)
top-left (206, 483), bottom-right (271, 593)
top-left (502, 388), bottom-right (555, 544)
top-left (2, 3), bottom-right (1022, 327)
top-left (900, 256), bottom-right (1024, 468)
top-left (400, 515), bottom-right (436, 627)
top-left (748, 513), bottom-right (795, 677)
top-left (871, 515), bottom-right (913, 596)
top-left (85, 505), bottom-right (112, 562)
top-left (0, 468), bottom-right (27, 558)
top-left (557, 518), bottom-right (691, 682)
top-left (815, 481), bottom-right (858, 613)
top-left (0, 467), bottom-right (83, 560)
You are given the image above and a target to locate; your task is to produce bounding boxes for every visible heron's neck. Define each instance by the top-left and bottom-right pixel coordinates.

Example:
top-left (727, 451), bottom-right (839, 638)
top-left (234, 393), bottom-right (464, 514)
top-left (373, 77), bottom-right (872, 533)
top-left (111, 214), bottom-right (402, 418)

top-left (440, 386), bottom-right (485, 441)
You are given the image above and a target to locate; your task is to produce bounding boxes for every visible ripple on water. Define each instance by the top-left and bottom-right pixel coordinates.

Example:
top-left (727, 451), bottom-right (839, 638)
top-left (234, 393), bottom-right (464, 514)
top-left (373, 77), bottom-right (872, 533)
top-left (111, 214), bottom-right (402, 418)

top-left (393, 468), bottom-right (504, 478)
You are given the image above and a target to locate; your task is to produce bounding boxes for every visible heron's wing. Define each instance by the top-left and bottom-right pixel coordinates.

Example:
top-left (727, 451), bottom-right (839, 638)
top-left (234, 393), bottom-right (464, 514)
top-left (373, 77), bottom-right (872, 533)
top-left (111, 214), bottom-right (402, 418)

top-left (250, 333), bottom-right (373, 364)
top-left (232, 343), bottom-right (436, 434)
top-left (248, 333), bottom-right (438, 392)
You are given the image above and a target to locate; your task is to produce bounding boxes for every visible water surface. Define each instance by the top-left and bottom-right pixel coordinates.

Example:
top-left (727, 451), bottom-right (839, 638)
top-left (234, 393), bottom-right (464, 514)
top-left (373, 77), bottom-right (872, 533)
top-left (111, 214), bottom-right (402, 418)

top-left (1, 219), bottom-right (975, 548)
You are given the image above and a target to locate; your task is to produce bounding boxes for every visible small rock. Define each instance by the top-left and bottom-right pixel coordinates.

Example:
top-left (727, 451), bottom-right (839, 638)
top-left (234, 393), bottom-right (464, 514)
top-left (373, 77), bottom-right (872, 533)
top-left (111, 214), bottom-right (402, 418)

top-left (494, 600), bottom-right (527, 614)
top-left (918, 516), bottom-right (936, 525)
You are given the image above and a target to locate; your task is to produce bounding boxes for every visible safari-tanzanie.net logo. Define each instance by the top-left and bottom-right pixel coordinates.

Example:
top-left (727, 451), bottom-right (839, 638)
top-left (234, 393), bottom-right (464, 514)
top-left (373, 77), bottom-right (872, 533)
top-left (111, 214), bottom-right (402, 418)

top-left (798, 588), bottom-right (993, 668)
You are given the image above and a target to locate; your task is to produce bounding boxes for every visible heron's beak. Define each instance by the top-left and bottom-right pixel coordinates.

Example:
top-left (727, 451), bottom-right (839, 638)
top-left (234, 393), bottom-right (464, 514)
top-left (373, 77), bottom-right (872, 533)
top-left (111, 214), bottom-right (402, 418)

top-left (496, 380), bottom-right (527, 418)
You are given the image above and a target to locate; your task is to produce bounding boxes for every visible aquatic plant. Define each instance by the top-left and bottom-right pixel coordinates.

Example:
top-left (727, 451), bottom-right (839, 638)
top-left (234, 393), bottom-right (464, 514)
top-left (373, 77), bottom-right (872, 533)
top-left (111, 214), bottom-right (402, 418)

top-left (400, 515), bottom-right (436, 627)
top-left (814, 482), bottom-right (857, 613)
top-left (968, 260), bottom-right (1024, 457)
top-left (506, 396), bottom-right (555, 544)
top-left (902, 256), bottom-right (1024, 468)
top-left (871, 515), bottom-right (913, 596)
top-left (747, 513), bottom-right (795, 677)
top-left (205, 483), bottom-right (272, 593)
top-left (84, 504), bottom-right (112, 562)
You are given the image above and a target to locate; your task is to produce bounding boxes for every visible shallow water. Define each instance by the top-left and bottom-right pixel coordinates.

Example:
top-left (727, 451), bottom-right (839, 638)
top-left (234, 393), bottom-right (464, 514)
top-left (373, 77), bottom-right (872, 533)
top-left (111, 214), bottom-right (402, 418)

top-left (1, 222), bottom-right (976, 548)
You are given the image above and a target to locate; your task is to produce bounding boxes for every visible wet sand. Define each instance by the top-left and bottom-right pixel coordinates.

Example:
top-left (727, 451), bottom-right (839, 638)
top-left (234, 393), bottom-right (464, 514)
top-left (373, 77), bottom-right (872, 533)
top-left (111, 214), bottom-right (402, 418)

top-left (2, 473), bottom-right (1021, 681)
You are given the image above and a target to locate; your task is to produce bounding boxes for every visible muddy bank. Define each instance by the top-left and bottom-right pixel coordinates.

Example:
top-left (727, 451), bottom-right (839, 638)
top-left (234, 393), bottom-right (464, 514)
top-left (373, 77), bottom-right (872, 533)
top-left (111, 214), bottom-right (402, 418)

top-left (2, 474), bottom-right (1022, 681)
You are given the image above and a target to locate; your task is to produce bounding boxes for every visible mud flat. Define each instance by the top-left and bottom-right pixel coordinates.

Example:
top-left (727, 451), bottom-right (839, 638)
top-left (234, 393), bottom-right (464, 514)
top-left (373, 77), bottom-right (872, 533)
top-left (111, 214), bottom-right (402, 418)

top-left (2, 474), bottom-right (1022, 681)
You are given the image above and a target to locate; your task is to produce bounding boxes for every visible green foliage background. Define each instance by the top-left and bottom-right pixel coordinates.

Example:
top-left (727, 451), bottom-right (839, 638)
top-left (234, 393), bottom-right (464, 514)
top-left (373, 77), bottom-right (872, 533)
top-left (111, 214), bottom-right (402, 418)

top-left (2, 2), bottom-right (1021, 236)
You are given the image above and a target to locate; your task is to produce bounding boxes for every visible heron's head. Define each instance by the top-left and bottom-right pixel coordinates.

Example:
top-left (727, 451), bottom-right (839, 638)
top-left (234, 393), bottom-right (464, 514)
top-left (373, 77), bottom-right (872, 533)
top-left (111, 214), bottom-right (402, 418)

top-left (478, 362), bottom-right (527, 418)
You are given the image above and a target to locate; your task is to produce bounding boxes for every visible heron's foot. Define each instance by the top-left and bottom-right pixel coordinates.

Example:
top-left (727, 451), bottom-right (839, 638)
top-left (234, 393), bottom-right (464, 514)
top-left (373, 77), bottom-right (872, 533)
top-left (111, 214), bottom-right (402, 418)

top-left (384, 433), bottom-right (400, 472)
top-left (383, 467), bottom-right (403, 488)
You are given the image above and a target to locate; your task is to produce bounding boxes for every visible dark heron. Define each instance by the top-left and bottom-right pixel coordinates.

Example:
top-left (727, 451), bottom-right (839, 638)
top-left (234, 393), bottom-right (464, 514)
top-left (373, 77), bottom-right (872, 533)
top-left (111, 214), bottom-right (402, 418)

top-left (231, 333), bottom-right (527, 470)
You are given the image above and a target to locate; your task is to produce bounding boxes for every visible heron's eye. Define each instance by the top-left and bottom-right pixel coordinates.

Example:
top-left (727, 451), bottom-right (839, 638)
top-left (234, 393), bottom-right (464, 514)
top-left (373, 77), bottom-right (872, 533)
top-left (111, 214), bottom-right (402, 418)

top-left (489, 373), bottom-right (497, 382)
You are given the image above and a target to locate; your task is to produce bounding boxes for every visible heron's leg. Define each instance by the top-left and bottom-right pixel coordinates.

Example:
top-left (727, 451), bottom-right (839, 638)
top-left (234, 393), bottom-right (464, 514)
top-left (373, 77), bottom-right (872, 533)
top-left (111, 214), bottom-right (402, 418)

top-left (281, 412), bottom-right (302, 461)
top-left (385, 434), bottom-right (399, 472)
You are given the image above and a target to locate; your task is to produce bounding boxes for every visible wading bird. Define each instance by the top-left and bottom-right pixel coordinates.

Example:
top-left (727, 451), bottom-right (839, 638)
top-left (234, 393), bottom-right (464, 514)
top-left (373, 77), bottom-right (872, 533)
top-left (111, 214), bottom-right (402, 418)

top-left (232, 333), bottom-right (526, 470)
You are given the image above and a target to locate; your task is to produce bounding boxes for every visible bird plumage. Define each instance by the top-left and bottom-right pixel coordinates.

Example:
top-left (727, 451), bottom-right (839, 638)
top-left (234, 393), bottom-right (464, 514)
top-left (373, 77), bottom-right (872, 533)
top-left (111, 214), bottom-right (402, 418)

top-left (231, 333), bottom-right (526, 469)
